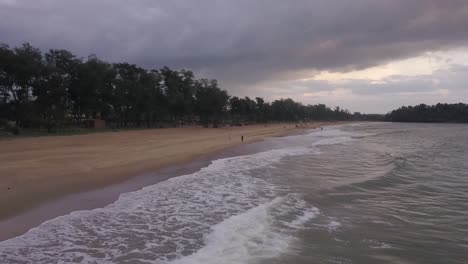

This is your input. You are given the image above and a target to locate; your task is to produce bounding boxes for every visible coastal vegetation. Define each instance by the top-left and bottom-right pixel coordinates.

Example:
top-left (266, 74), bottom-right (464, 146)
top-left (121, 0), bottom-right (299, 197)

top-left (0, 43), bottom-right (354, 135)
top-left (385, 103), bottom-right (468, 123)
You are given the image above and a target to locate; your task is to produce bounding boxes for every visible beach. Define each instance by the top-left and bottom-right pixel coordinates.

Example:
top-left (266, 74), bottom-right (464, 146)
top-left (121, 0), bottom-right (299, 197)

top-left (1, 123), bottom-right (468, 263)
top-left (0, 123), bottom-right (333, 226)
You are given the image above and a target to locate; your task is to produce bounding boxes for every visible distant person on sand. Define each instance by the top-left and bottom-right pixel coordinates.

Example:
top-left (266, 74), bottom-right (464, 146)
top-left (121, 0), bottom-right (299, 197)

top-left (241, 135), bottom-right (244, 142)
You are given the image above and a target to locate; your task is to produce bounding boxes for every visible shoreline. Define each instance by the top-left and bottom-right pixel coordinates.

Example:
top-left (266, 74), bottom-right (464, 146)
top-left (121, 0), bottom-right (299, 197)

top-left (0, 122), bottom-right (346, 241)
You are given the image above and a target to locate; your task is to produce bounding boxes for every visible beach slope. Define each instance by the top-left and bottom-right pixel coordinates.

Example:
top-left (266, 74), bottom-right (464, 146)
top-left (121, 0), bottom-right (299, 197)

top-left (0, 123), bottom-right (331, 221)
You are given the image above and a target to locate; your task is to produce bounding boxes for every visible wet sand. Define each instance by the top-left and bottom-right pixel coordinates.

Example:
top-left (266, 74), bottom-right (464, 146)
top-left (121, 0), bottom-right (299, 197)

top-left (0, 122), bottom-right (340, 241)
top-left (0, 152), bottom-right (217, 241)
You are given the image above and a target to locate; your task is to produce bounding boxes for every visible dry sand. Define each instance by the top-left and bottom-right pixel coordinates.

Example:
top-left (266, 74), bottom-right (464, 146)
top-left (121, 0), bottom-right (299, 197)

top-left (0, 122), bottom-right (338, 222)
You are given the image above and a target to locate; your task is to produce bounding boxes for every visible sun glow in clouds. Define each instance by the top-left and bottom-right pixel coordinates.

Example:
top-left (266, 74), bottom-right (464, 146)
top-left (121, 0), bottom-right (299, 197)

top-left (306, 47), bottom-right (468, 83)
top-left (303, 88), bottom-right (353, 98)
top-left (262, 46), bottom-right (468, 113)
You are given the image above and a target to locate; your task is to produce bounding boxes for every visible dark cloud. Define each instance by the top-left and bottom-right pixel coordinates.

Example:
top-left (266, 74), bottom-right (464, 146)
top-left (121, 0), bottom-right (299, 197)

top-left (1, 0), bottom-right (468, 98)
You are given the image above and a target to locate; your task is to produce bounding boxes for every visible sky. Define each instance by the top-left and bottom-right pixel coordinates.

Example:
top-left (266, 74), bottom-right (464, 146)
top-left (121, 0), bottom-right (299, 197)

top-left (1, 0), bottom-right (468, 113)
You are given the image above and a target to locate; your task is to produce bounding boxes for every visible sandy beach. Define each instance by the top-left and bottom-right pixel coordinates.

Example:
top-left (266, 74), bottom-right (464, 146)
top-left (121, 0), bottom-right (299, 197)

top-left (0, 122), bottom-right (338, 225)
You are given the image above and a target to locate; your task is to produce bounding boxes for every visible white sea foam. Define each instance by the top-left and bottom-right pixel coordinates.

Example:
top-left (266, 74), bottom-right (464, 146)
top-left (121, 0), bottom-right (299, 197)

top-left (365, 239), bottom-right (393, 249)
top-left (0, 147), bottom-right (319, 263)
top-left (312, 136), bottom-right (354, 146)
top-left (325, 220), bottom-right (342, 232)
top-left (0, 126), bottom-right (361, 263)
top-left (171, 196), bottom-right (319, 264)
top-left (285, 127), bottom-right (368, 146)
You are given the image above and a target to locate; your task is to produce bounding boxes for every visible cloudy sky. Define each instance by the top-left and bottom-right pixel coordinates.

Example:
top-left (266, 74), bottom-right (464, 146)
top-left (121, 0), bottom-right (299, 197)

top-left (1, 0), bottom-right (468, 113)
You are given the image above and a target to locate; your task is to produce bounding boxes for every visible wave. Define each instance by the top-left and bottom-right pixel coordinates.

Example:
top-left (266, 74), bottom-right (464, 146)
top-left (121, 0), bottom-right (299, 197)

top-left (277, 127), bottom-right (369, 148)
top-left (0, 147), bottom-right (319, 263)
top-left (0, 126), bottom-right (362, 263)
top-left (171, 195), bottom-right (319, 264)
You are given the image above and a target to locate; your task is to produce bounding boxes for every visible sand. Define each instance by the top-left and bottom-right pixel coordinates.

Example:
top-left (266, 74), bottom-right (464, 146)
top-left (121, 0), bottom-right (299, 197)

top-left (0, 122), bottom-right (339, 222)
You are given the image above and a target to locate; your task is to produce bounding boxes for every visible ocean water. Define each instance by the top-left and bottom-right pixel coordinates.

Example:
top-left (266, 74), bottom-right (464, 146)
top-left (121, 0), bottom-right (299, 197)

top-left (1, 122), bottom-right (468, 263)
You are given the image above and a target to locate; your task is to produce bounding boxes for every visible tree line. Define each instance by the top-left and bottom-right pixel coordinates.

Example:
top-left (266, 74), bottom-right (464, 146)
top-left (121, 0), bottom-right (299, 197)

top-left (385, 103), bottom-right (468, 123)
top-left (1, 43), bottom-right (355, 134)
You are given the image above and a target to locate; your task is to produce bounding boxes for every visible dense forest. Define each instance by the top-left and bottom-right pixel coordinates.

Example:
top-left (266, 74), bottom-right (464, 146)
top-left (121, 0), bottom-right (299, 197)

top-left (385, 103), bottom-right (468, 123)
top-left (0, 43), bottom-right (356, 134)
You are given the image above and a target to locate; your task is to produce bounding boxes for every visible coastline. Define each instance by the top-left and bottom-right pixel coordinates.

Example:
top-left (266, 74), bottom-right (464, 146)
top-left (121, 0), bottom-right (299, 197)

top-left (0, 122), bottom-right (345, 241)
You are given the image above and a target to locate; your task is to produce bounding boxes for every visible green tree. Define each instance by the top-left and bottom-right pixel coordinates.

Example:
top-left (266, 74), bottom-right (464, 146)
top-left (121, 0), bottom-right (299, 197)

top-left (0, 44), bottom-right (13, 122)
top-left (160, 67), bottom-right (196, 124)
top-left (69, 55), bottom-right (113, 124)
top-left (1, 42), bottom-right (357, 133)
top-left (0, 43), bottom-right (42, 127)
top-left (34, 49), bottom-right (79, 131)
top-left (386, 103), bottom-right (468, 123)
top-left (195, 79), bottom-right (229, 126)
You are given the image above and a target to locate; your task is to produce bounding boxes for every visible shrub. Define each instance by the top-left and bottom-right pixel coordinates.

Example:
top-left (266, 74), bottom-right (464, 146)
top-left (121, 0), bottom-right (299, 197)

top-left (4, 122), bottom-right (21, 135)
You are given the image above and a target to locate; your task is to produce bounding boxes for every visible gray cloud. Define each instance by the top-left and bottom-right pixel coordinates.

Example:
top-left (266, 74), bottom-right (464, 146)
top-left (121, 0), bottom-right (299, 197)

top-left (1, 0), bottom-right (468, 111)
top-left (272, 64), bottom-right (468, 113)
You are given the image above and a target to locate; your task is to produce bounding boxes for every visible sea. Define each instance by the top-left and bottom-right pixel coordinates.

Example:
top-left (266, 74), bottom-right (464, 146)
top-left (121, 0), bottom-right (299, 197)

top-left (1, 122), bottom-right (468, 264)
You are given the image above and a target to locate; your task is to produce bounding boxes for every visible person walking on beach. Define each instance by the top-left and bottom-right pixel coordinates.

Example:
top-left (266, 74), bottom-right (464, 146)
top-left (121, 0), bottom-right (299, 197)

top-left (241, 135), bottom-right (244, 142)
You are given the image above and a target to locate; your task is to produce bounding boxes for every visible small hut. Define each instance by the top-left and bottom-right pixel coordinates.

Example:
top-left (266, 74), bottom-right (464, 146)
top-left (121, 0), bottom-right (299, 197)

top-left (85, 119), bottom-right (106, 129)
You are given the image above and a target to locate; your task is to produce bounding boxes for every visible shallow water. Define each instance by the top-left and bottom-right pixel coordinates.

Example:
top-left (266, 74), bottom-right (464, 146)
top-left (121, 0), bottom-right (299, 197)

top-left (1, 123), bottom-right (468, 263)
